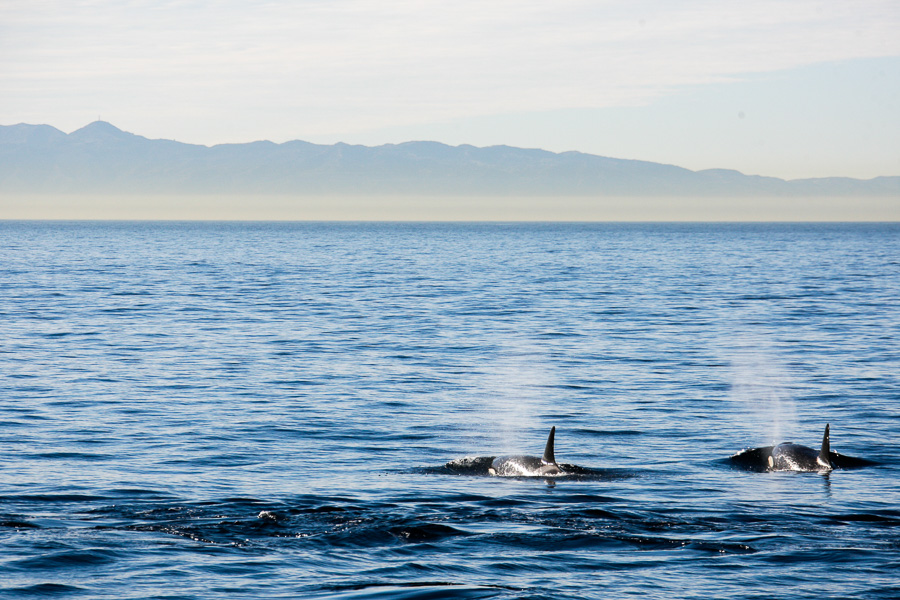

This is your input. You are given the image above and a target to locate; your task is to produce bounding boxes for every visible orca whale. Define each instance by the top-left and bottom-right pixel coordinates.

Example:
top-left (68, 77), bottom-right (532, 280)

top-left (489, 426), bottom-right (564, 477)
top-left (729, 424), bottom-right (876, 472)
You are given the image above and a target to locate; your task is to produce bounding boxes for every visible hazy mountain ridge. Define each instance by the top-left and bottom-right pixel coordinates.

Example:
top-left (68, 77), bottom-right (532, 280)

top-left (2, 121), bottom-right (897, 196)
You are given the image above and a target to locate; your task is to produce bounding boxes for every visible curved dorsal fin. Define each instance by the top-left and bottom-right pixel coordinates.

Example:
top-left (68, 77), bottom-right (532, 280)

top-left (818, 423), bottom-right (832, 469)
top-left (542, 426), bottom-right (557, 465)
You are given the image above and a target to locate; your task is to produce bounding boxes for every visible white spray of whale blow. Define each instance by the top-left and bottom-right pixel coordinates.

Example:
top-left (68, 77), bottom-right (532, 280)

top-left (470, 338), bottom-right (558, 454)
top-left (722, 336), bottom-right (798, 445)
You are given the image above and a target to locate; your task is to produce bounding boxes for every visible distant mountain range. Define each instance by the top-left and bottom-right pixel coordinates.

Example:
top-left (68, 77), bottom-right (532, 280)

top-left (1, 121), bottom-right (898, 197)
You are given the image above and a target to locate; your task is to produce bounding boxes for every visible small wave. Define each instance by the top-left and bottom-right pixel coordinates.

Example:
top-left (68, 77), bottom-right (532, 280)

top-left (0, 518), bottom-right (40, 529)
top-left (4, 583), bottom-right (86, 596)
top-left (26, 452), bottom-right (110, 462)
top-left (319, 582), bottom-right (513, 600)
top-left (575, 428), bottom-right (644, 437)
top-left (0, 494), bottom-right (111, 503)
top-left (389, 523), bottom-right (470, 543)
top-left (11, 549), bottom-right (120, 571)
top-left (826, 512), bottom-right (900, 526)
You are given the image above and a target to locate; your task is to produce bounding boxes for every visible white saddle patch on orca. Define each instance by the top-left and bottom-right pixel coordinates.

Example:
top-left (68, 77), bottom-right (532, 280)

top-left (489, 426), bottom-right (565, 477)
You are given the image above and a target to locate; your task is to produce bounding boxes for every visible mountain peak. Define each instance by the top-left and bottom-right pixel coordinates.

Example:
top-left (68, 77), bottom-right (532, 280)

top-left (69, 120), bottom-right (138, 143)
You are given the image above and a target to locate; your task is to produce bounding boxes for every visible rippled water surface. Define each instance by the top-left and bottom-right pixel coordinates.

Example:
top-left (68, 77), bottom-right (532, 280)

top-left (1, 221), bottom-right (899, 599)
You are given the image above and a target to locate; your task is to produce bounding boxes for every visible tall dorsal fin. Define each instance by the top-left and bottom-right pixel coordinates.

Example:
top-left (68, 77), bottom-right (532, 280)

top-left (818, 423), bottom-right (832, 469)
top-left (542, 426), bottom-right (557, 465)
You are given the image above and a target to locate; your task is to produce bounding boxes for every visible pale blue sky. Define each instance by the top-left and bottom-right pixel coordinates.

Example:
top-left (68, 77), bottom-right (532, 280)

top-left (2, 0), bottom-right (898, 179)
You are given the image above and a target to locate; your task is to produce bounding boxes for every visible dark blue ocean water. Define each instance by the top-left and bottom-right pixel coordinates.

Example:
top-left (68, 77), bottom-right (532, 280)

top-left (1, 221), bottom-right (899, 599)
